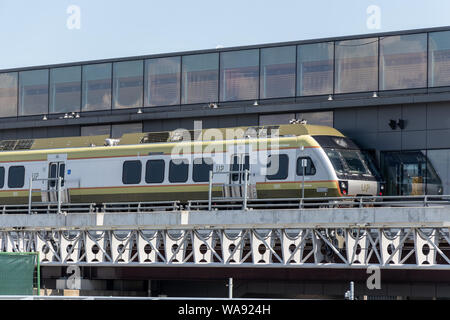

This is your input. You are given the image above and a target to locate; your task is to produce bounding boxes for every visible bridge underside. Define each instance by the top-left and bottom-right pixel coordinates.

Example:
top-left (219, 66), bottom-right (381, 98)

top-left (1, 205), bottom-right (450, 298)
top-left (40, 265), bottom-right (450, 298)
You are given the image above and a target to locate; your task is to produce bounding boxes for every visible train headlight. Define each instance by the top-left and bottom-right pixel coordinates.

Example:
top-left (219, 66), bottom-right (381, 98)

top-left (338, 181), bottom-right (348, 196)
top-left (379, 183), bottom-right (385, 196)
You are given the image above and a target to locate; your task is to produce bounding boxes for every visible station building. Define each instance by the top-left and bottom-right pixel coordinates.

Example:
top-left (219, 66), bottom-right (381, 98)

top-left (1, 26), bottom-right (450, 196)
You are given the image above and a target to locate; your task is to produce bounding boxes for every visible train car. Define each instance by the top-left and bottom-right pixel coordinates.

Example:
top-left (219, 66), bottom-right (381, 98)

top-left (0, 123), bottom-right (384, 204)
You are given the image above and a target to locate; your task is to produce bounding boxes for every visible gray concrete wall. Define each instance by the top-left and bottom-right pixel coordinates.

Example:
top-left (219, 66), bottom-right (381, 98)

top-left (2, 206), bottom-right (450, 230)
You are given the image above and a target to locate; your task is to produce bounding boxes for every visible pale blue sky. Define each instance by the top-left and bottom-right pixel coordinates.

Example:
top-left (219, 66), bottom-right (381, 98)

top-left (0, 0), bottom-right (449, 69)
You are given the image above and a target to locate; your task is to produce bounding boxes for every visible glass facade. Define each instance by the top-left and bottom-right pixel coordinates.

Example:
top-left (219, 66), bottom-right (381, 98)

top-left (111, 122), bottom-right (142, 138)
top-left (82, 63), bottom-right (112, 111)
top-left (220, 49), bottom-right (259, 102)
top-left (1, 29), bottom-right (450, 118)
top-left (182, 53), bottom-right (218, 104)
top-left (260, 46), bottom-right (296, 99)
top-left (380, 34), bottom-right (427, 90)
top-left (113, 60), bottom-right (143, 109)
top-left (429, 31), bottom-right (450, 87)
top-left (80, 125), bottom-right (111, 136)
top-left (335, 38), bottom-right (378, 93)
top-left (297, 42), bottom-right (334, 96)
top-left (0, 72), bottom-right (18, 117)
top-left (50, 66), bottom-right (81, 114)
top-left (19, 69), bottom-right (49, 116)
top-left (145, 57), bottom-right (180, 107)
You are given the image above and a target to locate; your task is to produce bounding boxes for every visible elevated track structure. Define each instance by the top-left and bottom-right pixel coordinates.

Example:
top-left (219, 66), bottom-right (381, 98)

top-left (0, 195), bottom-right (449, 270)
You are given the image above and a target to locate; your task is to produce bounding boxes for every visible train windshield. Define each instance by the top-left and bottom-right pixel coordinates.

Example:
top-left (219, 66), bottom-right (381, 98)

top-left (314, 135), bottom-right (381, 180)
top-left (325, 149), bottom-right (378, 180)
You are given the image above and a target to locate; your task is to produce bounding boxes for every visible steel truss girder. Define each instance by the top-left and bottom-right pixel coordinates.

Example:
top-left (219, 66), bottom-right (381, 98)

top-left (1, 227), bottom-right (450, 269)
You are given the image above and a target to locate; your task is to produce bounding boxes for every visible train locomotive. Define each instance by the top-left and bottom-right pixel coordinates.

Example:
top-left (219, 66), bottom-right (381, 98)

top-left (0, 123), bottom-right (384, 205)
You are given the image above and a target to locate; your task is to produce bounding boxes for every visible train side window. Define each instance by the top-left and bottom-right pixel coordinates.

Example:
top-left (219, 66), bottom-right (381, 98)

top-left (59, 163), bottom-right (65, 187)
top-left (231, 156), bottom-right (239, 181)
top-left (49, 163), bottom-right (57, 188)
top-left (266, 154), bottom-right (289, 180)
top-left (145, 160), bottom-right (165, 183)
top-left (0, 167), bottom-right (4, 188)
top-left (193, 158), bottom-right (213, 182)
top-left (122, 160), bottom-right (142, 184)
top-left (169, 159), bottom-right (189, 183)
top-left (8, 166), bottom-right (25, 188)
top-left (297, 157), bottom-right (316, 176)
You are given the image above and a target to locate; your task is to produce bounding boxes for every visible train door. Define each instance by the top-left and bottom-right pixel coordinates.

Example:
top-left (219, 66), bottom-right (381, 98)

top-left (44, 154), bottom-right (69, 203)
top-left (228, 153), bottom-right (257, 199)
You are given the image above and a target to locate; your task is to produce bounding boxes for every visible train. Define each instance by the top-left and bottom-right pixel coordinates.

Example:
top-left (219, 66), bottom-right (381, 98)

top-left (0, 123), bottom-right (385, 204)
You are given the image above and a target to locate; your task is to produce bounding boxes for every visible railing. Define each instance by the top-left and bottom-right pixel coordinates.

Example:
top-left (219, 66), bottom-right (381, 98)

top-left (102, 201), bottom-right (180, 213)
top-left (0, 195), bottom-right (450, 215)
top-left (208, 169), bottom-right (251, 210)
top-left (188, 195), bottom-right (450, 211)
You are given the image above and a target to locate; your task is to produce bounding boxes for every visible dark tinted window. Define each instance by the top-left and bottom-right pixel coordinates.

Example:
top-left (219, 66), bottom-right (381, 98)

top-left (169, 159), bottom-right (189, 183)
top-left (220, 49), bottom-right (259, 102)
top-left (145, 159), bottom-right (165, 183)
top-left (260, 46), bottom-right (296, 99)
top-left (145, 57), bottom-right (181, 107)
top-left (231, 155), bottom-right (239, 182)
top-left (49, 163), bottom-right (57, 188)
top-left (266, 154), bottom-right (289, 180)
top-left (335, 38), bottom-right (378, 94)
top-left (193, 158), bottom-right (213, 182)
top-left (50, 66), bottom-right (81, 114)
top-left (82, 63), bottom-right (112, 111)
top-left (181, 54), bottom-right (219, 104)
top-left (113, 60), bottom-right (143, 109)
top-left (59, 163), bottom-right (65, 187)
top-left (19, 69), bottom-right (49, 116)
top-left (122, 160), bottom-right (142, 184)
top-left (0, 72), bottom-right (18, 118)
top-left (0, 167), bottom-right (4, 188)
top-left (297, 157), bottom-right (316, 176)
top-left (297, 42), bottom-right (334, 96)
top-left (8, 166), bottom-right (25, 188)
top-left (312, 135), bottom-right (359, 150)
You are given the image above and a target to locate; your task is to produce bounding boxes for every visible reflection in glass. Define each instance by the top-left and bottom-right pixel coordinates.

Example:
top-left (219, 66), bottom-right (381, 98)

top-left (220, 49), bottom-right (259, 102)
top-left (259, 113), bottom-right (295, 126)
top-left (260, 46), bottom-right (295, 99)
top-left (335, 38), bottom-right (378, 93)
top-left (145, 57), bottom-right (180, 107)
top-left (82, 63), bottom-right (112, 111)
top-left (50, 66), bottom-right (81, 114)
top-left (296, 111), bottom-right (333, 127)
top-left (0, 72), bottom-right (18, 117)
top-left (111, 122), bottom-right (142, 138)
top-left (425, 150), bottom-right (449, 195)
top-left (381, 151), bottom-right (442, 196)
top-left (380, 34), bottom-right (427, 90)
top-left (259, 111), bottom-right (333, 127)
top-left (429, 31), bottom-right (450, 87)
top-left (81, 125), bottom-right (111, 136)
top-left (113, 60), bottom-right (143, 109)
top-left (19, 69), bottom-right (49, 116)
top-left (297, 42), bottom-right (333, 96)
top-left (182, 53), bottom-right (218, 104)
